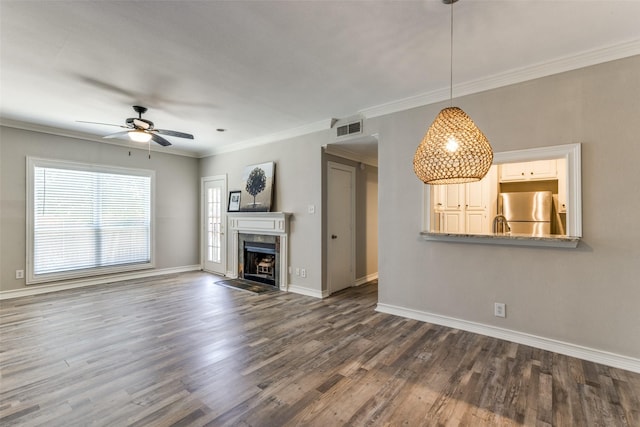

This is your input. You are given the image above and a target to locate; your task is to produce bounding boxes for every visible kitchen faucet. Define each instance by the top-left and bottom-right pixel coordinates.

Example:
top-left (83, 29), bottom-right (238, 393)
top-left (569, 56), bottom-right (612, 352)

top-left (493, 215), bottom-right (511, 234)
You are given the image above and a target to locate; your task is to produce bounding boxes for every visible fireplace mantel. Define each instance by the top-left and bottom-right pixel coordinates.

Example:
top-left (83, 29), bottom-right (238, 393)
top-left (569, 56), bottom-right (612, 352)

top-left (227, 212), bottom-right (292, 290)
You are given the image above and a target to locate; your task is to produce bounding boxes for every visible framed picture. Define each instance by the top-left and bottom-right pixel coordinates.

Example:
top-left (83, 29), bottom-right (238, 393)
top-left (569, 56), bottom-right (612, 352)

top-left (240, 161), bottom-right (275, 212)
top-left (228, 191), bottom-right (241, 212)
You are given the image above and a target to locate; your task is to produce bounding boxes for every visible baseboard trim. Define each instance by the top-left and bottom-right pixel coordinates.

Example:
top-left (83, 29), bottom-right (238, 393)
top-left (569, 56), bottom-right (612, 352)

top-left (0, 265), bottom-right (202, 300)
top-left (287, 284), bottom-right (326, 299)
top-left (376, 303), bottom-right (640, 374)
top-left (354, 272), bottom-right (378, 287)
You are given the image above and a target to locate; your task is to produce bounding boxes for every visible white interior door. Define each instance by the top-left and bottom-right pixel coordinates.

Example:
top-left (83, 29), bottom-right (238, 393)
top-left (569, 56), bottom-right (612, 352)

top-left (202, 176), bottom-right (227, 275)
top-left (327, 162), bottom-right (355, 294)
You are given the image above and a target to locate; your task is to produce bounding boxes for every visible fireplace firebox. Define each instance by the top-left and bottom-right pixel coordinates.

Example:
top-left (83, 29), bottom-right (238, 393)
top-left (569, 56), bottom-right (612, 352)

top-left (243, 241), bottom-right (277, 286)
top-left (238, 233), bottom-right (280, 287)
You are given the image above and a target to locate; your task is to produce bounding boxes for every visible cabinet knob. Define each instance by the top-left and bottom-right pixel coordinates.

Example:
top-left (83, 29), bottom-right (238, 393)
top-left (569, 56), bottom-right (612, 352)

top-left (521, 172), bottom-right (525, 176)
top-left (530, 171), bottom-right (534, 175)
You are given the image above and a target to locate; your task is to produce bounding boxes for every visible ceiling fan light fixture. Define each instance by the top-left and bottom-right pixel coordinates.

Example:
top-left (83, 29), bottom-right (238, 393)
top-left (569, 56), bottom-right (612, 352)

top-left (129, 130), bottom-right (152, 143)
top-left (413, 0), bottom-right (493, 185)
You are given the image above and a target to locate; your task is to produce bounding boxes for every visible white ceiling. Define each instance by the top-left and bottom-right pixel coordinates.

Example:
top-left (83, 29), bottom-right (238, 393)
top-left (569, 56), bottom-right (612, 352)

top-left (1, 1), bottom-right (639, 158)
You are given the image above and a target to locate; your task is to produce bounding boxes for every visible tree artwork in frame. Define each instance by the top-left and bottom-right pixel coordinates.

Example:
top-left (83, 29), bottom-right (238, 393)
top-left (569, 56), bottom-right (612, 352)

top-left (240, 161), bottom-right (275, 212)
top-left (228, 191), bottom-right (241, 212)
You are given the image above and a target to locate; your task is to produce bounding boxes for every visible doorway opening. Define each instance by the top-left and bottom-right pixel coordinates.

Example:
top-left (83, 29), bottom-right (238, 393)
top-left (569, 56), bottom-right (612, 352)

top-left (323, 134), bottom-right (379, 296)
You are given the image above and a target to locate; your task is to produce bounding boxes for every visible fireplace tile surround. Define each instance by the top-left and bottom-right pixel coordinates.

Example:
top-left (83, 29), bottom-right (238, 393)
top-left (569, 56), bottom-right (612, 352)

top-left (227, 212), bottom-right (291, 291)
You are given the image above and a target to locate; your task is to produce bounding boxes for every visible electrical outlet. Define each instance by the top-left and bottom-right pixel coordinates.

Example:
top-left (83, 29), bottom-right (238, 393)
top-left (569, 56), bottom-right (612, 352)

top-left (295, 268), bottom-right (300, 276)
top-left (308, 204), bottom-right (315, 214)
top-left (16, 269), bottom-right (24, 279)
top-left (301, 268), bottom-right (307, 278)
top-left (494, 302), bottom-right (506, 318)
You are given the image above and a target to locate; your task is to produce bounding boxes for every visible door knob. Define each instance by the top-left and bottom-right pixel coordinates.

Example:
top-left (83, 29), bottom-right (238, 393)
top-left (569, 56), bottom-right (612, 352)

top-left (331, 234), bottom-right (338, 239)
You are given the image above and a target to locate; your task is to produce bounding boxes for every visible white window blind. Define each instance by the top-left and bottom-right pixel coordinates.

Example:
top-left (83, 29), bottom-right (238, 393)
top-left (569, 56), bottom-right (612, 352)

top-left (27, 158), bottom-right (154, 284)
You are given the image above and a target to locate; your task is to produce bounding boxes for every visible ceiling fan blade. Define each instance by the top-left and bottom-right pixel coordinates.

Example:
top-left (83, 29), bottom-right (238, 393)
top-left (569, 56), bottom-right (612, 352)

top-left (155, 129), bottom-right (194, 139)
top-left (103, 130), bottom-right (131, 139)
top-left (151, 133), bottom-right (172, 147)
top-left (77, 120), bottom-right (128, 128)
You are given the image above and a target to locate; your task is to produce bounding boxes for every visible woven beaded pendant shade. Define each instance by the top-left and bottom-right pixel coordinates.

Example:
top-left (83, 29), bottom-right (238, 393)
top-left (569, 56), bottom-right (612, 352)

top-left (413, 0), bottom-right (493, 185)
top-left (413, 107), bottom-right (493, 184)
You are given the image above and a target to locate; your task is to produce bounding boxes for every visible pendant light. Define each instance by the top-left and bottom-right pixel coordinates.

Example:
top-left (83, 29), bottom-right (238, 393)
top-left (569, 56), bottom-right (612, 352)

top-left (413, 0), bottom-right (493, 185)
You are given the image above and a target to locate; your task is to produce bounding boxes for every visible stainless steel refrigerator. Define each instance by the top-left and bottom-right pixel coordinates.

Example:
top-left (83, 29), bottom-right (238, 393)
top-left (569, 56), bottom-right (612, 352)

top-left (498, 191), bottom-right (552, 236)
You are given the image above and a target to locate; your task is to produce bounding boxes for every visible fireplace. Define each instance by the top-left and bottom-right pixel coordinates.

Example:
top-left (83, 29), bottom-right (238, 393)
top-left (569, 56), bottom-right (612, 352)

top-left (227, 212), bottom-right (291, 291)
top-left (240, 236), bottom-right (279, 287)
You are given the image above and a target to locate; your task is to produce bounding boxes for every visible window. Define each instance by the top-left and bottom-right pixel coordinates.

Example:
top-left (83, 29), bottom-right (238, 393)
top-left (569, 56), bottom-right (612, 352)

top-left (27, 158), bottom-right (155, 284)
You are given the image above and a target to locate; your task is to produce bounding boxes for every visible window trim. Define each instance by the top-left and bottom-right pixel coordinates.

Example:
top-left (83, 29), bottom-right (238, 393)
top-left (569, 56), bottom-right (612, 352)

top-left (26, 157), bottom-right (156, 285)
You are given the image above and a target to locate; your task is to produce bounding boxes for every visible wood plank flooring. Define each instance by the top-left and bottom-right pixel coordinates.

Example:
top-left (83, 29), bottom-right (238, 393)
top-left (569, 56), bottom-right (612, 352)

top-left (1, 271), bottom-right (639, 426)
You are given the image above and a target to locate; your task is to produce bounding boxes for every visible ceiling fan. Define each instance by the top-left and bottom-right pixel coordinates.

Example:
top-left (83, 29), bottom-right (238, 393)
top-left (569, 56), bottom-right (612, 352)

top-left (79, 105), bottom-right (194, 146)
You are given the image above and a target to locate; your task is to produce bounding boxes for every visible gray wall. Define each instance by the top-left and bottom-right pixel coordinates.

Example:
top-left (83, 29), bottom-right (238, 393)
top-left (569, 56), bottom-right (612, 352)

top-left (200, 136), bottom-right (379, 294)
top-left (200, 131), bottom-right (328, 294)
top-left (0, 127), bottom-right (200, 291)
top-left (374, 55), bottom-right (640, 359)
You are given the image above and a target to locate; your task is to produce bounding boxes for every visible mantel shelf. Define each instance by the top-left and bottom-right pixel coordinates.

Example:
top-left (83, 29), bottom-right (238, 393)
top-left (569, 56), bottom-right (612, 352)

top-left (227, 212), bottom-right (292, 235)
top-left (420, 231), bottom-right (580, 248)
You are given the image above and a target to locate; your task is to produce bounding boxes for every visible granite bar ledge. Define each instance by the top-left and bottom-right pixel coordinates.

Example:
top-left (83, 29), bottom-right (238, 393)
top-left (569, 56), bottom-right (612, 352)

top-left (420, 231), bottom-right (580, 248)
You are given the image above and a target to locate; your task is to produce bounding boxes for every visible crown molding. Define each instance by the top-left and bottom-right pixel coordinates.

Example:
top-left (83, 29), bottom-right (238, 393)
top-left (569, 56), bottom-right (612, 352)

top-left (360, 39), bottom-right (640, 119)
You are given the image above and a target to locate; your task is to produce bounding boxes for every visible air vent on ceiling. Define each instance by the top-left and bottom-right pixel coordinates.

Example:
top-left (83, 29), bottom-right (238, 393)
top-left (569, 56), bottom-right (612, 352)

top-left (335, 119), bottom-right (363, 138)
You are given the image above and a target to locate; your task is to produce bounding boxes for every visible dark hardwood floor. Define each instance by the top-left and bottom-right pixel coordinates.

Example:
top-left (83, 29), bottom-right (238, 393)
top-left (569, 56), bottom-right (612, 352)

top-left (1, 271), bottom-right (639, 426)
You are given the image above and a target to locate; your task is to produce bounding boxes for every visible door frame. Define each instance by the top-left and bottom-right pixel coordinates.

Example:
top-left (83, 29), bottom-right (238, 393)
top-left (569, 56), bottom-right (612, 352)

top-left (201, 174), bottom-right (228, 275)
top-left (326, 161), bottom-right (356, 295)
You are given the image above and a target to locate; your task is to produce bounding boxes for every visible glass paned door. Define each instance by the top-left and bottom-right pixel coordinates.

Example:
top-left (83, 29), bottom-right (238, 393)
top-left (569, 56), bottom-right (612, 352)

top-left (203, 177), bottom-right (226, 275)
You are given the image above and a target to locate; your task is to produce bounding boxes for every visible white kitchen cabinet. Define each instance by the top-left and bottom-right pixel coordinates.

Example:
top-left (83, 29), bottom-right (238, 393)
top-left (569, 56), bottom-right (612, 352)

top-left (465, 211), bottom-right (486, 234)
top-left (443, 211), bottom-right (464, 233)
top-left (432, 166), bottom-right (496, 234)
top-left (500, 159), bottom-right (557, 182)
top-left (465, 177), bottom-right (491, 211)
top-left (434, 184), bottom-right (464, 211)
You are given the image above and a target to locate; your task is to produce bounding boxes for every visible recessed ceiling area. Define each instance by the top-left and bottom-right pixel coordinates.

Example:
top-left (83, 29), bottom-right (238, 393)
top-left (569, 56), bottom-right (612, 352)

top-left (1, 1), bottom-right (639, 157)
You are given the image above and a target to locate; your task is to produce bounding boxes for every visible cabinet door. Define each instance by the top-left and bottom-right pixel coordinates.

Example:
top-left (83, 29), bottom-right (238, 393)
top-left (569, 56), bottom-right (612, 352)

top-left (443, 211), bottom-right (464, 233)
top-left (443, 184), bottom-right (464, 210)
top-left (500, 160), bottom-right (557, 182)
top-left (500, 162), bottom-right (528, 181)
top-left (465, 178), bottom-right (491, 211)
top-left (432, 185), bottom-right (445, 211)
top-left (466, 211), bottom-right (486, 234)
top-left (530, 160), bottom-right (557, 179)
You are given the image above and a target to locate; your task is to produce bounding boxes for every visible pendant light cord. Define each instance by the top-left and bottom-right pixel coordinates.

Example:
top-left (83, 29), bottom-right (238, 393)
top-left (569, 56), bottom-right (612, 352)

top-left (449, 0), bottom-right (454, 107)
